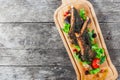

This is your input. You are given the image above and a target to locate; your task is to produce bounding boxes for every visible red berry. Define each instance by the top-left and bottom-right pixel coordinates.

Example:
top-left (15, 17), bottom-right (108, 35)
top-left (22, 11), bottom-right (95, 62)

top-left (92, 58), bottom-right (100, 69)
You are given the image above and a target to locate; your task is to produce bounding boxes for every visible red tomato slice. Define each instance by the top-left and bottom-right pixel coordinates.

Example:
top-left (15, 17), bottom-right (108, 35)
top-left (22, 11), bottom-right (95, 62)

top-left (92, 58), bottom-right (100, 69)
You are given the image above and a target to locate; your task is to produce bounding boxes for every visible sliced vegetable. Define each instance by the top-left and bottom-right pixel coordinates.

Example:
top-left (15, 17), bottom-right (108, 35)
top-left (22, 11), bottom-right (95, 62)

top-left (79, 8), bottom-right (87, 21)
top-left (89, 68), bottom-right (100, 74)
top-left (62, 23), bottom-right (70, 33)
top-left (92, 58), bottom-right (100, 69)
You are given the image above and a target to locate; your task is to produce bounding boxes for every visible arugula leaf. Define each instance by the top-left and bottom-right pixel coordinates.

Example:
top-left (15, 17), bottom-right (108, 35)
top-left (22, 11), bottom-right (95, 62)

top-left (89, 68), bottom-right (100, 74)
top-left (80, 8), bottom-right (87, 21)
top-left (100, 56), bottom-right (106, 64)
top-left (62, 23), bottom-right (70, 33)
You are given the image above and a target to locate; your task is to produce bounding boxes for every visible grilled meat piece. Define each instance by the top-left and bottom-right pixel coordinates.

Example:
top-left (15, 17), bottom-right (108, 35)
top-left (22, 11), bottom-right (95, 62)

top-left (68, 6), bottom-right (95, 61)
top-left (75, 17), bottom-right (95, 61)
top-left (69, 6), bottom-right (84, 45)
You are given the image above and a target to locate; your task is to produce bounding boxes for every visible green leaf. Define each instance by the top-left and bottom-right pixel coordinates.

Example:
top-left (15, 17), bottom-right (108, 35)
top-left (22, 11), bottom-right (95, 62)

top-left (62, 23), bottom-right (70, 33)
top-left (88, 30), bottom-right (94, 42)
top-left (80, 8), bottom-right (87, 21)
top-left (95, 48), bottom-right (104, 58)
top-left (74, 45), bottom-right (81, 51)
top-left (100, 56), bottom-right (106, 64)
top-left (89, 68), bottom-right (100, 74)
top-left (73, 53), bottom-right (81, 62)
top-left (82, 61), bottom-right (91, 65)
top-left (96, 48), bottom-right (104, 54)
top-left (92, 43), bottom-right (98, 50)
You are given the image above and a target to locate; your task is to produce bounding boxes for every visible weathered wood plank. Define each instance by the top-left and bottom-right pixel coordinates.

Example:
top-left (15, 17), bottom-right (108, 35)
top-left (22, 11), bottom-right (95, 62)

top-left (0, 0), bottom-right (60, 22)
top-left (0, 0), bottom-right (119, 22)
top-left (100, 23), bottom-right (120, 49)
top-left (0, 66), bottom-right (76, 80)
top-left (0, 49), bottom-right (73, 66)
top-left (109, 49), bottom-right (120, 66)
top-left (0, 23), bottom-right (64, 49)
top-left (116, 67), bottom-right (120, 80)
top-left (0, 23), bottom-right (119, 49)
top-left (0, 48), bottom-right (119, 67)
top-left (93, 2), bottom-right (120, 12)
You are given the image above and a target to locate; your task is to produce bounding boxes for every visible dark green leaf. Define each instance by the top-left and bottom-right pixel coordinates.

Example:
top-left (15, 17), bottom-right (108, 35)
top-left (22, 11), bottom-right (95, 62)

top-left (100, 56), bottom-right (106, 64)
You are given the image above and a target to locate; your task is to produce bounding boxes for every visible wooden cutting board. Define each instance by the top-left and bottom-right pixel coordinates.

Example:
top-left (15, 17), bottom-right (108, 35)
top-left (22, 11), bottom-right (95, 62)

top-left (54, 0), bottom-right (118, 80)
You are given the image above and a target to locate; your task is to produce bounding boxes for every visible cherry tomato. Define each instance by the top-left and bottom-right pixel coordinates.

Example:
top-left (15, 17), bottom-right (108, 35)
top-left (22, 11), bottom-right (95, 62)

top-left (64, 11), bottom-right (69, 17)
top-left (92, 58), bottom-right (100, 69)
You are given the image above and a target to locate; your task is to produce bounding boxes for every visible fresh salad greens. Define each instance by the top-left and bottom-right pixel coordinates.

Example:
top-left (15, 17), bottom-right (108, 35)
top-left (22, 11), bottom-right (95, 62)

top-left (89, 68), bottom-right (101, 74)
top-left (62, 23), bottom-right (70, 34)
top-left (88, 29), bottom-right (106, 63)
top-left (80, 9), bottom-right (87, 21)
top-left (73, 53), bottom-right (81, 62)
top-left (74, 45), bottom-right (81, 51)
top-left (100, 56), bottom-right (106, 64)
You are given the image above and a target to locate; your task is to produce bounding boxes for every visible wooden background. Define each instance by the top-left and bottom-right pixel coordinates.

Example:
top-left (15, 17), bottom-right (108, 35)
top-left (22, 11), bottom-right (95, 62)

top-left (0, 0), bottom-right (119, 80)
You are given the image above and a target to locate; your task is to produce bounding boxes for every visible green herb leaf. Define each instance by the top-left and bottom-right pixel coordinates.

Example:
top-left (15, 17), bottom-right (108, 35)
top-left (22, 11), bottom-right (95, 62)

top-left (80, 8), bottom-right (87, 21)
top-left (73, 53), bottom-right (81, 62)
top-left (100, 56), bottom-right (106, 64)
top-left (88, 30), bottom-right (94, 43)
top-left (82, 61), bottom-right (91, 65)
top-left (62, 23), bottom-right (70, 33)
top-left (92, 43), bottom-right (98, 50)
top-left (74, 45), bottom-right (81, 51)
top-left (95, 48), bottom-right (104, 58)
top-left (89, 68), bottom-right (100, 74)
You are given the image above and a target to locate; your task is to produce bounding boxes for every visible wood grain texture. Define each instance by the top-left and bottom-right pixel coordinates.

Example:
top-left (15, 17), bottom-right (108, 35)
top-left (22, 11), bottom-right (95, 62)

top-left (0, 49), bottom-right (73, 66)
top-left (0, 0), bottom-right (119, 80)
top-left (0, 23), bottom-right (119, 49)
top-left (0, 66), bottom-right (76, 80)
top-left (0, 0), bottom-right (119, 22)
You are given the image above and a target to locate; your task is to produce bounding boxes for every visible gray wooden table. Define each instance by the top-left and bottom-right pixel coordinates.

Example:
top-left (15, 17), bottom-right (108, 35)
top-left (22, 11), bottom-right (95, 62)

top-left (0, 0), bottom-right (119, 80)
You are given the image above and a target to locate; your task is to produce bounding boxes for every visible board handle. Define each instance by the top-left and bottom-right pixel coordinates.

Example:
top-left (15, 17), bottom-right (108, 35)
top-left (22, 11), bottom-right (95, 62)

top-left (62, 0), bottom-right (77, 4)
